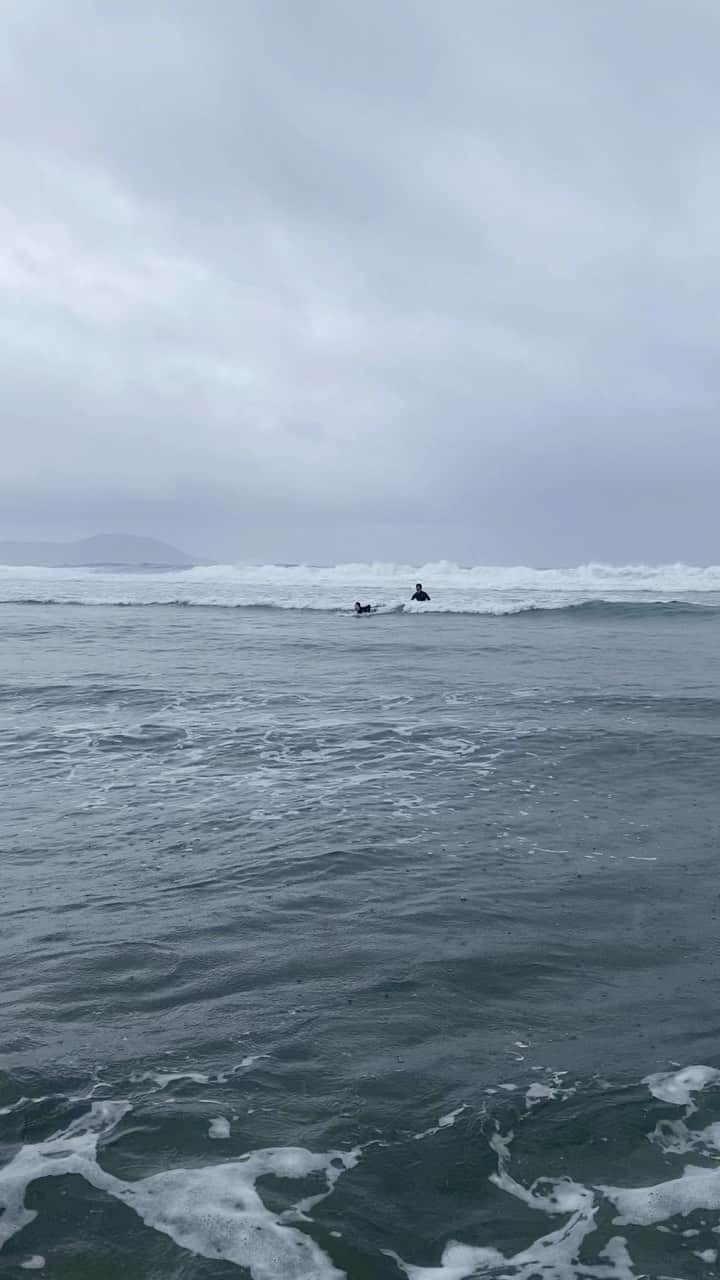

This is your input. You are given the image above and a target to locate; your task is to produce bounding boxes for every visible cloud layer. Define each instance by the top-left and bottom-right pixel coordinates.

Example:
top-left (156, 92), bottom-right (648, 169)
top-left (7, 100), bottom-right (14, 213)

top-left (2, 0), bottom-right (719, 562)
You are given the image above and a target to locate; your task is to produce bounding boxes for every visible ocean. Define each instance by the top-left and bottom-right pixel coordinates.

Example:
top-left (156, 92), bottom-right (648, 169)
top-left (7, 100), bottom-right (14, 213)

top-left (2, 561), bottom-right (720, 1279)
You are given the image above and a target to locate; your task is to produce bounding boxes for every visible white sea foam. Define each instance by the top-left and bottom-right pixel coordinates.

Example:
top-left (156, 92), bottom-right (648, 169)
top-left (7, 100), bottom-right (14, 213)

top-left (394, 1063), bottom-right (720, 1279)
top-left (604, 1166), bottom-right (720, 1227)
top-left (524, 1071), bottom-right (577, 1110)
top-left (137, 1070), bottom-right (210, 1088)
top-left (388, 1228), bottom-right (635, 1280)
top-left (525, 1081), bottom-right (559, 1109)
top-left (237, 1055), bottom-right (268, 1070)
top-left (650, 1117), bottom-right (720, 1156)
top-left (0, 1095), bottom-right (59, 1115)
top-left (2, 560), bottom-right (720, 614)
top-left (0, 1098), bottom-right (31, 1116)
top-left (393, 1121), bottom-right (630, 1279)
top-left (413, 1105), bottom-right (467, 1141)
top-left (644, 1066), bottom-right (720, 1109)
top-left (437, 1106), bottom-right (466, 1129)
top-left (0, 1101), bottom-right (359, 1278)
top-left (136, 1058), bottom-right (268, 1091)
top-left (489, 1128), bottom-right (594, 1217)
top-left (389, 1171), bottom-right (633, 1280)
top-left (8, 1065), bottom-right (720, 1277)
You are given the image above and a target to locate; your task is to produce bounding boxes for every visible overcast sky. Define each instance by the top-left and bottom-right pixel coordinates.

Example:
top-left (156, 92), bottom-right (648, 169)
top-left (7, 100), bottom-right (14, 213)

top-left (2, 0), bottom-right (719, 564)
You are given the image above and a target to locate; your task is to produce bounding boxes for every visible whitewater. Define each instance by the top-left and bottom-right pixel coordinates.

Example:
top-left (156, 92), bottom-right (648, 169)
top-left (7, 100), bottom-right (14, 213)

top-left (2, 560), bottom-right (720, 614)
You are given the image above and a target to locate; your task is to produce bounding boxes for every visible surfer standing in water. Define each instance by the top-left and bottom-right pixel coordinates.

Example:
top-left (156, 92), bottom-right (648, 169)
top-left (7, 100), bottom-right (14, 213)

top-left (411, 583), bottom-right (430, 602)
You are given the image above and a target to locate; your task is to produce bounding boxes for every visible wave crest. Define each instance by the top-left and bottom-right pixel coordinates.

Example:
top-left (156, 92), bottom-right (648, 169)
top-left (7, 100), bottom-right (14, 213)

top-left (1, 561), bottom-right (720, 615)
top-left (1, 597), bottom-right (718, 619)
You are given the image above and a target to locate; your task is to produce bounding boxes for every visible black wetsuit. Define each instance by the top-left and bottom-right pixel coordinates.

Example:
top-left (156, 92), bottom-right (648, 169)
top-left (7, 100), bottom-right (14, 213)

top-left (411, 590), bottom-right (430, 602)
top-left (355, 604), bottom-right (373, 614)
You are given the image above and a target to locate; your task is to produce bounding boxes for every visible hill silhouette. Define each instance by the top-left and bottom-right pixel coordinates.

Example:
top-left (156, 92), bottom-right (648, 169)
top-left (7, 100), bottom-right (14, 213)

top-left (0, 534), bottom-right (195, 567)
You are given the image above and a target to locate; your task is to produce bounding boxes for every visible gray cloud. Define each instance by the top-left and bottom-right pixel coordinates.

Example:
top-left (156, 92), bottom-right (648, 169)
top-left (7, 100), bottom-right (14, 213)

top-left (2, 0), bottom-right (719, 562)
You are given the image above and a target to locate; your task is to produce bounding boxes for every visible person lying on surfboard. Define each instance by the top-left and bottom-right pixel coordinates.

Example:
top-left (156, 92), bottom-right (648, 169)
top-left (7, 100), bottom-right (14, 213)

top-left (354, 602), bottom-right (374, 614)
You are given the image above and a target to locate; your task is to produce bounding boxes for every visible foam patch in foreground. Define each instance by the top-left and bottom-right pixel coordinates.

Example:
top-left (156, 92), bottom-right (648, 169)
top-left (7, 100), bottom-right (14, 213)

top-left (390, 1125), bottom-right (634, 1279)
top-left (390, 1064), bottom-right (720, 1279)
top-left (643, 1065), bottom-right (720, 1110)
top-left (0, 1101), bottom-right (359, 1278)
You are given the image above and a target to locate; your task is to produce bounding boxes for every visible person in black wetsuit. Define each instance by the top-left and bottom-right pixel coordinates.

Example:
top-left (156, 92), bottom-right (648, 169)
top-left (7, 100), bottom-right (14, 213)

top-left (411, 583), bottom-right (430, 602)
top-left (354, 601), bottom-right (373, 614)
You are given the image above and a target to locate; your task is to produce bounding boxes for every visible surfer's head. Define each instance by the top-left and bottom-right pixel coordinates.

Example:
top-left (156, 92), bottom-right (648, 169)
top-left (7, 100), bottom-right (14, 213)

top-left (415, 583), bottom-right (423, 592)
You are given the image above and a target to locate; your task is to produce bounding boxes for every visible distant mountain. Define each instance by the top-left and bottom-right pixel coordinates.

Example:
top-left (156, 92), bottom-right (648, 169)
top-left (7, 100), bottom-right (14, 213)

top-left (0, 534), bottom-right (195, 567)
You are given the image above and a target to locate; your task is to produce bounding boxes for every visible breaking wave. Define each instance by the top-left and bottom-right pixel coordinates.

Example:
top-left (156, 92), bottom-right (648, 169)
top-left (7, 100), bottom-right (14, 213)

top-left (1, 561), bottom-right (720, 615)
top-left (1, 597), bottom-right (719, 618)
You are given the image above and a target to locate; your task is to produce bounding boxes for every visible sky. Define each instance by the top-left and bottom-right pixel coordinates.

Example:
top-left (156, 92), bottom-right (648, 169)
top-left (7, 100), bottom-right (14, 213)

top-left (2, 0), bottom-right (720, 565)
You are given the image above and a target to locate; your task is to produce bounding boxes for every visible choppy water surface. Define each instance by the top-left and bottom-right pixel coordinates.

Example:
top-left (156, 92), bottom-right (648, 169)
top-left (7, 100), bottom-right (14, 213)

top-left (2, 592), bottom-right (720, 1278)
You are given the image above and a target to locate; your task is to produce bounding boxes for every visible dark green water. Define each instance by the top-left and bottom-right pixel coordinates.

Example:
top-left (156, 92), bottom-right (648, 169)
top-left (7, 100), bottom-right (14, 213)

top-left (2, 604), bottom-right (720, 1278)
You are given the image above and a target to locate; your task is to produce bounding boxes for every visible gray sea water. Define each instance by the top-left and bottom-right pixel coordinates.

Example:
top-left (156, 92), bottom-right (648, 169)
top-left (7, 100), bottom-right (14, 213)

top-left (2, 596), bottom-right (720, 1278)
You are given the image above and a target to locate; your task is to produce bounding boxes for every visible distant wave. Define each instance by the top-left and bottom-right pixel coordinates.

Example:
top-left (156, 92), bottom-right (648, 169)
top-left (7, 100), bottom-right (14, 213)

top-left (1, 596), bottom-right (718, 618)
top-left (5, 558), bottom-right (720, 588)
top-left (516, 598), bottom-right (720, 619)
top-left (2, 561), bottom-right (720, 616)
